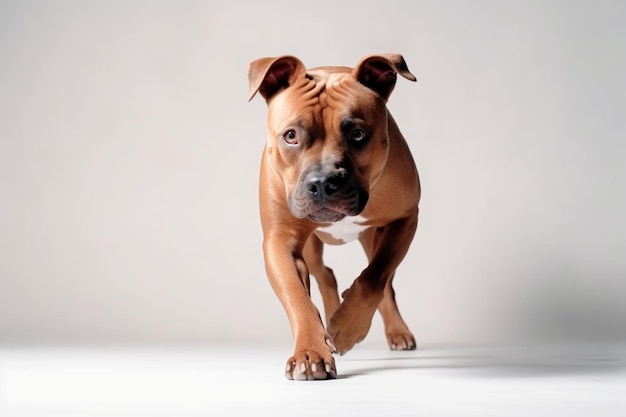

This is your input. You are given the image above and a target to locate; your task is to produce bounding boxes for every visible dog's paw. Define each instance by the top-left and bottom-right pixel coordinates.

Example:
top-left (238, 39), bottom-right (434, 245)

top-left (386, 329), bottom-right (417, 351)
top-left (327, 282), bottom-right (382, 354)
top-left (285, 344), bottom-right (337, 381)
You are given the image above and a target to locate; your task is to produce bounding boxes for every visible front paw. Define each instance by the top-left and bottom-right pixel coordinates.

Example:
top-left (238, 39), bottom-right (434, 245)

top-left (327, 282), bottom-right (382, 354)
top-left (285, 348), bottom-right (337, 380)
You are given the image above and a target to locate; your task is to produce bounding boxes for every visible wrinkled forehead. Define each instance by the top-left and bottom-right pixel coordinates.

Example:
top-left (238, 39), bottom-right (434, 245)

top-left (268, 69), bottom-right (381, 128)
top-left (307, 68), bottom-right (351, 85)
top-left (306, 69), bottom-right (371, 103)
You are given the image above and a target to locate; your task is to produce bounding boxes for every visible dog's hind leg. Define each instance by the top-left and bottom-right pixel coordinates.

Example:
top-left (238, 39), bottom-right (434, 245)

top-left (378, 276), bottom-right (417, 350)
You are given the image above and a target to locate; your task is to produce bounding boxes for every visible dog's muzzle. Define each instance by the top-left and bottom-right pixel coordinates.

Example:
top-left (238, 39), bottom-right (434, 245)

top-left (288, 167), bottom-right (368, 223)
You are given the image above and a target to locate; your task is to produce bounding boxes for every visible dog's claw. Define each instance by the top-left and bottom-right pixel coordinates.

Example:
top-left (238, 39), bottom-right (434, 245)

top-left (325, 338), bottom-right (337, 353)
top-left (285, 361), bottom-right (295, 380)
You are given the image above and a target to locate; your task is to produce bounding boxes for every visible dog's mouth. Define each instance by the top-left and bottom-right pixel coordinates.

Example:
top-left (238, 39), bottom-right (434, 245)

top-left (306, 208), bottom-right (347, 223)
top-left (288, 166), bottom-right (369, 223)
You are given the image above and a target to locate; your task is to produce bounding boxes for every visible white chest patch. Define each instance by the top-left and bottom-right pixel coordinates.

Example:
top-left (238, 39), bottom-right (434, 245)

top-left (316, 215), bottom-right (370, 243)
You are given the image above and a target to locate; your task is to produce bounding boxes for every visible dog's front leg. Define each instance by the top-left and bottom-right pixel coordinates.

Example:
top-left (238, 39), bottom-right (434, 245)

top-left (327, 211), bottom-right (418, 354)
top-left (263, 228), bottom-right (337, 380)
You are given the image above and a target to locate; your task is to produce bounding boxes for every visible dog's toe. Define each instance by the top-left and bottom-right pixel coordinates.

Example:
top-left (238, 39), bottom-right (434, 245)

top-left (285, 351), bottom-right (337, 381)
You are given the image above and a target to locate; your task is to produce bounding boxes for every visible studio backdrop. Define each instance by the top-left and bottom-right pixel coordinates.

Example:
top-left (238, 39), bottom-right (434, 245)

top-left (1, 0), bottom-right (625, 347)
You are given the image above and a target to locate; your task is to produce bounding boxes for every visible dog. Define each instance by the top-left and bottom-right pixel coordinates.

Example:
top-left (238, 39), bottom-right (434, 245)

top-left (248, 53), bottom-right (420, 380)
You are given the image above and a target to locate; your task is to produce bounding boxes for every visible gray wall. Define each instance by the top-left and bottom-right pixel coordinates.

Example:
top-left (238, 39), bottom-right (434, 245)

top-left (1, 0), bottom-right (625, 346)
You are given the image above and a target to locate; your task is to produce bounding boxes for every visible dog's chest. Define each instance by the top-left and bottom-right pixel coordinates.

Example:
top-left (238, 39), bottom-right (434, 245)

top-left (315, 215), bottom-right (370, 244)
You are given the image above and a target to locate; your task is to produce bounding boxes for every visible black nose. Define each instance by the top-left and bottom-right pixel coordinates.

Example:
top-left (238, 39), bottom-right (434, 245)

top-left (305, 172), bottom-right (343, 199)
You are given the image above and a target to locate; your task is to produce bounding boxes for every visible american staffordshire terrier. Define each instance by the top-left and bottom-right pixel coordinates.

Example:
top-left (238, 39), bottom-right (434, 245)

top-left (248, 53), bottom-right (420, 380)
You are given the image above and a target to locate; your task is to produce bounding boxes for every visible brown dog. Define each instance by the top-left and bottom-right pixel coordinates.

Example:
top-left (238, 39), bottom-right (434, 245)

top-left (248, 54), bottom-right (420, 380)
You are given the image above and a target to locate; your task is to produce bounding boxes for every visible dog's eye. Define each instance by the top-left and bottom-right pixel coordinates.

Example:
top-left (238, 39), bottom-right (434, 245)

top-left (283, 129), bottom-right (298, 145)
top-left (350, 128), bottom-right (367, 142)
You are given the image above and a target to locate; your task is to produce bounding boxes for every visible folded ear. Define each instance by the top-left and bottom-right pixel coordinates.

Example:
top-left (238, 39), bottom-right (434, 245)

top-left (353, 54), bottom-right (416, 100)
top-left (248, 55), bottom-right (306, 102)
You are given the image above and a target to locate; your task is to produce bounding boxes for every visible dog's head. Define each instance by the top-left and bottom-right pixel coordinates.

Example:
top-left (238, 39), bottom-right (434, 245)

top-left (249, 54), bottom-right (415, 223)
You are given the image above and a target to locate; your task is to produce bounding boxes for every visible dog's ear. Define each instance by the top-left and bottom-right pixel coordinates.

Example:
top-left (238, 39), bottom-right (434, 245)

top-left (248, 56), bottom-right (306, 102)
top-left (353, 54), bottom-right (416, 100)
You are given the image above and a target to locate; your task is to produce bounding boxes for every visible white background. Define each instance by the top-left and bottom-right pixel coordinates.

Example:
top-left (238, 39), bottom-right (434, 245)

top-left (1, 0), bottom-right (625, 348)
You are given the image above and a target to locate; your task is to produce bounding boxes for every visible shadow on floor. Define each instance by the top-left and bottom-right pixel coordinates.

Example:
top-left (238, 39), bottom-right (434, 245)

top-left (337, 345), bottom-right (626, 379)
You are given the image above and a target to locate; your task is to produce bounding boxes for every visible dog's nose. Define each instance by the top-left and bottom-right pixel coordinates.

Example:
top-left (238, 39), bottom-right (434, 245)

top-left (305, 172), bottom-right (342, 199)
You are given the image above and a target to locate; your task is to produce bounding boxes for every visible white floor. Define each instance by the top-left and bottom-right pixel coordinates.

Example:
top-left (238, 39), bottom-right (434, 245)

top-left (1, 343), bottom-right (625, 417)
